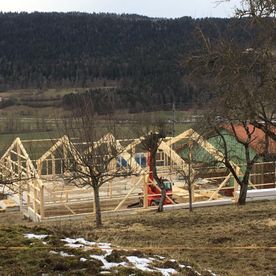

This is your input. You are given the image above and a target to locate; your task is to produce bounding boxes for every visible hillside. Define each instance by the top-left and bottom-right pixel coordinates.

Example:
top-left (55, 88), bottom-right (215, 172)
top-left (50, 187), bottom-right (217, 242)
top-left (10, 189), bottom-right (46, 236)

top-left (0, 13), bottom-right (256, 112)
top-left (0, 201), bottom-right (275, 275)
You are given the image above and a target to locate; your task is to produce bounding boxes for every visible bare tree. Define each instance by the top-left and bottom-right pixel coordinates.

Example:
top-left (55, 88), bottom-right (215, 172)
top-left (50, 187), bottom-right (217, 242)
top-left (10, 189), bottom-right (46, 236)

top-left (213, 121), bottom-right (260, 204)
top-left (186, 0), bottom-right (276, 204)
top-left (217, 0), bottom-right (276, 142)
top-left (234, 0), bottom-right (276, 18)
top-left (56, 96), bottom-right (126, 227)
top-left (176, 139), bottom-right (195, 212)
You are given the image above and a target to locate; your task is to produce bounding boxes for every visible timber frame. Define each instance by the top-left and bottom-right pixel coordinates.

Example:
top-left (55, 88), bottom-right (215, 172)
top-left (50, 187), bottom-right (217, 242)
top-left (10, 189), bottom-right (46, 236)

top-left (0, 129), bottom-right (275, 222)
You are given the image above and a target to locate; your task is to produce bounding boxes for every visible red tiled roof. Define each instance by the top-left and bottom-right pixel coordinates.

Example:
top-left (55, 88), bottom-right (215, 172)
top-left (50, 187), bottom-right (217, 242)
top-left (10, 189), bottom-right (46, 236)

top-left (223, 124), bottom-right (276, 154)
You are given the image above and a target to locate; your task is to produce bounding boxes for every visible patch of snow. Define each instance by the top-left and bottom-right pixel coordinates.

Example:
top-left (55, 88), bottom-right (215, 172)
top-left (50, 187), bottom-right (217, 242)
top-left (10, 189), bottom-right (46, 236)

top-left (61, 237), bottom-right (112, 254)
top-left (156, 267), bottom-right (178, 276)
top-left (64, 243), bottom-right (84, 248)
top-left (126, 255), bottom-right (178, 275)
top-left (61, 237), bottom-right (96, 247)
top-left (126, 256), bottom-right (154, 272)
top-left (185, 265), bottom-right (201, 275)
top-left (49, 250), bottom-right (74, 257)
top-left (59, 251), bottom-right (74, 257)
top-left (206, 269), bottom-right (217, 276)
top-left (56, 236), bottom-right (207, 276)
top-left (24, 233), bottom-right (48, 240)
top-left (69, 243), bottom-right (85, 248)
top-left (90, 255), bottom-right (127, 270)
top-left (98, 242), bottom-right (113, 254)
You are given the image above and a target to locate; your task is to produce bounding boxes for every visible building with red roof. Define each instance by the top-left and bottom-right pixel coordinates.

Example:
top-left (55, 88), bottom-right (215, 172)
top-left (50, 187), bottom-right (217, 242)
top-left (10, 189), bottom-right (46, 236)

top-left (223, 124), bottom-right (276, 156)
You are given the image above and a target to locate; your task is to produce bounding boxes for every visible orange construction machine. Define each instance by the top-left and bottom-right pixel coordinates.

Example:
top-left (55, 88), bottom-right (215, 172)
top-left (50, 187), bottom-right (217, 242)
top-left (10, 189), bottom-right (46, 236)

top-left (128, 152), bottom-right (174, 208)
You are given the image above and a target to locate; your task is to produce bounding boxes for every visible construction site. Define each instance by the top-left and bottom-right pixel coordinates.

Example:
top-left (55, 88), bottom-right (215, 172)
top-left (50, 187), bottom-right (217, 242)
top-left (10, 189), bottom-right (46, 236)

top-left (0, 128), bottom-right (275, 223)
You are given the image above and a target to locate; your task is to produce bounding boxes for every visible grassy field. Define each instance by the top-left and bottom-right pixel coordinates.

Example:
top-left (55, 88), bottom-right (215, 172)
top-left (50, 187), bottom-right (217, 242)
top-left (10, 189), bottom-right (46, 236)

top-left (0, 86), bottom-right (197, 151)
top-left (0, 110), bottom-right (194, 159)
top-left (0, 201), bottom-right (275, 275)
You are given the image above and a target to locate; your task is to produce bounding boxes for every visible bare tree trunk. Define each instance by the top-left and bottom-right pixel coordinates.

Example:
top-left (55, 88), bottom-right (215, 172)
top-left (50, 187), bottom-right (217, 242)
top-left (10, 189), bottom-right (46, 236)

top-left (188, 184), bottom-right (193, 212)
top-left (93, 184), bottom-right (102, 227)
top-left (151, 151), bottom-right (166, 212)
top-left (158, 186), bottom-right (166, 212)
top-left (238, 182), bottom-right (248, 205)
top-left (188, 141), bottom-right (193, 212)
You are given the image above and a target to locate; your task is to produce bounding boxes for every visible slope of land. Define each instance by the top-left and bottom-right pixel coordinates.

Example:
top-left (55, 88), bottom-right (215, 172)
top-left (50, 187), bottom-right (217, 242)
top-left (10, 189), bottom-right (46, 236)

top-left (0, 201), bottom-right (275, 275)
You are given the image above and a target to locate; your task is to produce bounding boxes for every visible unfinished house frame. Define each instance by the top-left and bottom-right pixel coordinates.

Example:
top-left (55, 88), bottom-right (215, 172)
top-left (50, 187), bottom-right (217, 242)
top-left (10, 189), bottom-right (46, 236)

top-left (0, 129), bottom-right (275, 221)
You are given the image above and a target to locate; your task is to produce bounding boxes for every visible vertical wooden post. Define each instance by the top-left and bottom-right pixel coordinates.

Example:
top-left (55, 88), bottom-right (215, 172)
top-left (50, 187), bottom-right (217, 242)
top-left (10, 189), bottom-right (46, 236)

top-left (188, 139), bottom-right (194, 211)
top-left (33, 183), bottom-right (37, 215)
top-left (16, 142), bottom-right (22, 178)
top-left (63, 144), bottom-right (68, 174)
top-left (17, 141), bottom-right (23, 211)
top-left (40, 185), bottom-right (45, 219)
top-left (131, 145), bottom-right (136, 161)
top-left (108, 180), bottom-right (112, 198)
top-left (26, 162), bottom-right (31, 210)
top-left (27, 181), bottom-right (31, 211)
top-left (143, 174), bottom-right (148, 208)
top-left (46, 159), bottom-right (49, 175)
top-left (7, 156), bottom-right (13, 179)
top-left (18, 182), bottom-right (23, 212)
top-left (51, 154), bottom-right (56, 176)
top-left (36, 160), bottom-right (42, 177)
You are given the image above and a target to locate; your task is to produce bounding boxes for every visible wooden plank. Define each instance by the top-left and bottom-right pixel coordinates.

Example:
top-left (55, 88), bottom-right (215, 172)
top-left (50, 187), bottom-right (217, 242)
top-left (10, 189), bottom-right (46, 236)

top-left (158, 141), bottom-right (191, 175)
top-left (44, 186), bottom-right (76, 215)
top-left (208, 173), bottom-right (232, 201)
top-left (114, 176), bottom-right (143, 211)
top-left (37, 136), bottom-right (67, 164)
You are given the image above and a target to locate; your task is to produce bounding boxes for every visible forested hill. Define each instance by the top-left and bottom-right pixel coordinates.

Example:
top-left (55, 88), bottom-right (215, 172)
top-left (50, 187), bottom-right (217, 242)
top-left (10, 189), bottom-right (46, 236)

top-left (0, 12), bottom-right (253, 111)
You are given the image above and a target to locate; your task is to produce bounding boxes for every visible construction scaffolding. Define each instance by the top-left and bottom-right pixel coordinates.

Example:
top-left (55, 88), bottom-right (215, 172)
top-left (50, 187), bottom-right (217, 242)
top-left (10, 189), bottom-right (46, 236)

top-left (0, 129), bottom-right (275, 222)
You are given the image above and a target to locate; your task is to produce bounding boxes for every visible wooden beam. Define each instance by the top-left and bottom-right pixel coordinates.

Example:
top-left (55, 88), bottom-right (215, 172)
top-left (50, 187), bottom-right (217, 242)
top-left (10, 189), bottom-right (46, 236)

top-left (114, 176), bottom-right (143, 211)
top-left (208, 173), bottom-right (231, 201)
top-left (37, 136), bottom-right (68, 164)
top-left (158, 141), bottom-right (192, 175)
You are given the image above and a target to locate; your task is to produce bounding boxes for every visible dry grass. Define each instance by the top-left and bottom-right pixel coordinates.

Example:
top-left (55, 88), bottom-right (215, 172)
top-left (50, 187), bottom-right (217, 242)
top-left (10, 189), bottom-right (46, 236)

top-left (0, 200), bottom-right (275, 275)
top-left (46, 200), bottom-right (276, 275)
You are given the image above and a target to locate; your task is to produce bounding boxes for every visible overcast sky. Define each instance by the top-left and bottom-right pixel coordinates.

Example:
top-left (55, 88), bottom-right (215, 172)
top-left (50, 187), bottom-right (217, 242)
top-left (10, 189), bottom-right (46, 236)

top-left (0, 0), bottom-right (241, 18)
